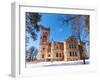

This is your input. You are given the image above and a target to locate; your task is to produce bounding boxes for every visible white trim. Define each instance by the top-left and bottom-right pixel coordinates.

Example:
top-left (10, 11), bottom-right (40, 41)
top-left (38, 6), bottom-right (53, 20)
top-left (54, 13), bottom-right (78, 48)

top-left (11, 2), bottom-right (96, 78)
top-left (11, 2), bottom-right (20, 77)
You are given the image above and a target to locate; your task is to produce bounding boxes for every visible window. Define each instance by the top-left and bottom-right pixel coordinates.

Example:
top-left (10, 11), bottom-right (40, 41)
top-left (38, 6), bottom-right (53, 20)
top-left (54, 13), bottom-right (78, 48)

top-left (43, 48), bottom-right (45, 51)
top-left (48, 54), bottom-right (50, 57)
top-left (73, 52), bottom-right (74, 56)
top-left (56, 53), bottom-right (58, 57)
top-left (70, 52), bottom-right (77, 56)
top-left (70, 52), bottom-right (72, 56)
top-left (75, 52), bottom-right (77, 56)
top-left (43, 35), bottom-right (47, 39)
top-left (49, 43), bottom-right (51, 46)
top-left (59, 53), bottom-right (61, 57)
top-left (42, 54), bottom-right (44, 58)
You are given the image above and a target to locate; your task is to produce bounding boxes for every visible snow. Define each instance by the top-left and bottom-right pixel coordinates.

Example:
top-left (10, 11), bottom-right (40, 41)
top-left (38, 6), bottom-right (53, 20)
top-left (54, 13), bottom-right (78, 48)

top-left (26, 60), bottom-right (89, 68)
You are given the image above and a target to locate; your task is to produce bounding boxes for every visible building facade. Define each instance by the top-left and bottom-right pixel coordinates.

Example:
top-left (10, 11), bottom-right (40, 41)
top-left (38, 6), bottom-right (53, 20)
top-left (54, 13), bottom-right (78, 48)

top-left (38, 26), bottom-right (86, 61)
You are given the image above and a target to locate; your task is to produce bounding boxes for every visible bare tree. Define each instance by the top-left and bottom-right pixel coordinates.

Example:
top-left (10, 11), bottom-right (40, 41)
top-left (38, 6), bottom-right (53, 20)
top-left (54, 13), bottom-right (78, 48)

top-left (60, 15), bottom-right (90, 64)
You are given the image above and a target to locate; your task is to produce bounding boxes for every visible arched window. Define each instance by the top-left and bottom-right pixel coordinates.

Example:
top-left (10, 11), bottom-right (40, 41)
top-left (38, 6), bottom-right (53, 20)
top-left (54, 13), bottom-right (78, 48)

top-left (42, 54), bottom-right (44, 58)
top-left (73, 52), bottom-right (74, 56)
top-left (43, 35), bottom-right (47, 39)
top-left (56, 53), bottom-right (58, 57)
top-left (48, 54), bottom-right (50, 57)
top-left (59, 53), bottom-right (61, 57)
top-left (70, 52), bottom-right (72, 56)
top-left (75, 52), bottom-right (77, 56)
top-left (43, 48), bottom-right (45, 51)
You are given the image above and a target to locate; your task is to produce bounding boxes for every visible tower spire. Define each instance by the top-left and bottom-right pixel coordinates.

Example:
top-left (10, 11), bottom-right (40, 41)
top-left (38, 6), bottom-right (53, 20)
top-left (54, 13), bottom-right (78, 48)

top-left (51, 37), bottom-right (54, 42)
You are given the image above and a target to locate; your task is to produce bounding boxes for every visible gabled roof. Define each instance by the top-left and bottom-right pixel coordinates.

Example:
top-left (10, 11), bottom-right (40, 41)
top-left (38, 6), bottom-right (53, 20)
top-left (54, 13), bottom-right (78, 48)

top-left (65, 35), bottom-right (77, 41)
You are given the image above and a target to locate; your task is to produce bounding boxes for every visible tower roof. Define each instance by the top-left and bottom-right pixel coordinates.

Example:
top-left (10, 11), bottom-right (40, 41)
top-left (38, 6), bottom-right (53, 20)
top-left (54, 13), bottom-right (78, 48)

top-left (40, 25), bottom-right (50, 31)
top-left (65, 35), bottom-right (77, 41)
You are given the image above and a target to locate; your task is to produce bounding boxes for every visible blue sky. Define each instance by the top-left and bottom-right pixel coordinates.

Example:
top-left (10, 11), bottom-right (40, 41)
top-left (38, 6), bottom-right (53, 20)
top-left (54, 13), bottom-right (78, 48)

top-left (39, 13), bottom-right (72, 42)
top-left (26, 13), bottom-right (89, 50)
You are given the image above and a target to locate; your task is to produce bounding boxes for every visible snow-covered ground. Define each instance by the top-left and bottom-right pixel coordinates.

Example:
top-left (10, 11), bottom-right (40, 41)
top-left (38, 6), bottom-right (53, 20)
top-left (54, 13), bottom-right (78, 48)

top-left (26, 60), bottom-right (89, 68)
